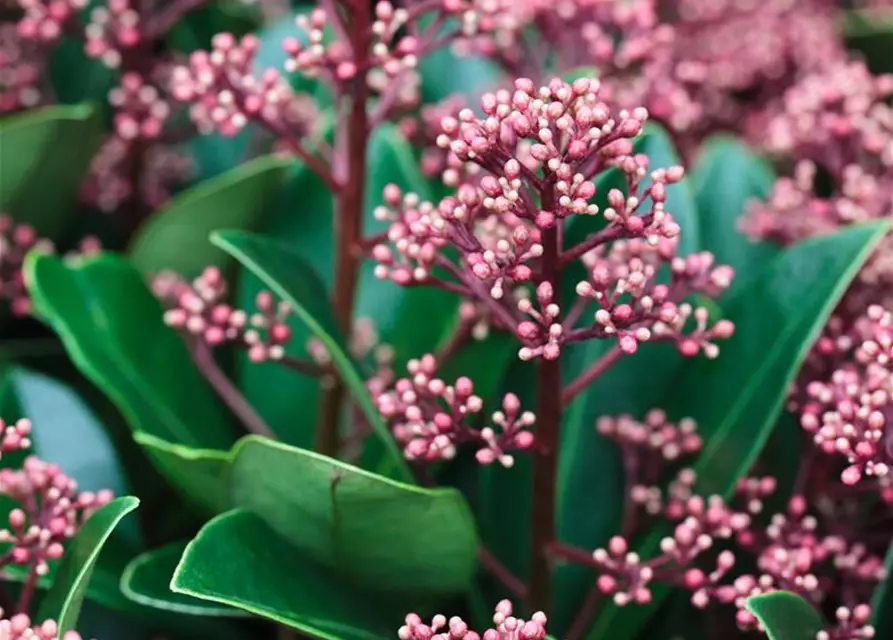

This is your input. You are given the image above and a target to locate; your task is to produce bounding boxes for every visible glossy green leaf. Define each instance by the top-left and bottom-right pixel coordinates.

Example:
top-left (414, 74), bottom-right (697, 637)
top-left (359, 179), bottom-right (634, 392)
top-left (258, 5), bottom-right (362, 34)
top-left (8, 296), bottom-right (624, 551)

top-left (213, 230), bottom-right (411, 481)
top-left (121, 541), bottom-right (248, 617)
top-left (24, 253), bottom-right (234, 451)
top-left (586, 220), bottom-right (890, 639)
top-left (129, 155), bottom-right (290, 279)
top-left (39, 497), bottom-right (141, 634)
top-left (692, 136), bottom-right (778, 293)
top-left (844, 10), bottom-right (893, 75)
top-left (230, 435), bottom-right (478, 596)
top-left (744, 591), bottom-right (825, 640)
top-left (49, 39), bottom-right (116, 107)
top-left (870, 542), bottom-right (893, 639)
top-left (0, 104), bottom-right (102, 237)
top-left (134, 432), bottom-right (231, 514)
top-left (417, 18), bottom-right (501, 104)
top-left (172, 509), bottom-right (396, 640)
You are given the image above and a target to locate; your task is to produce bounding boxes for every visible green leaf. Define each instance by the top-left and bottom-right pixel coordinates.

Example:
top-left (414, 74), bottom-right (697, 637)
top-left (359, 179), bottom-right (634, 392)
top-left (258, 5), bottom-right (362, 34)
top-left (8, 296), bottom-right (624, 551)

top-left (4, 366), bottom-right (129, 496)
top-left (744, 591), bottom-right (825, 640)
top-left (171, 509), bottom-right (396, 640)
top-left (230, 435), bottom-right (478, 597)
top-left (133, 432), bottom-right (231, 514)
top-left (870, 542), bottom-right (893, 639)
top-left (121, 541), bottom-right (249, 617)
top-left (24, 253), bottom-right (234, 451)
top-left (212, 230), bottom-right (412, 481)
top-left (692, 136), bottom-right (778, 293)
top-left (129, 155), bottom-right (290, 279)
top-left (844, 10), bottom-right (893, 75)
top-left (39, 497), bottom-right (141, 634)
top-left (417, 21), bottom-right (502, 104)
top-left (586, 220), bottom-right (890, 640)
top-left (49, 39), bottom-right (116, 107)
top-left (0, 104), bottom-right (103, 237)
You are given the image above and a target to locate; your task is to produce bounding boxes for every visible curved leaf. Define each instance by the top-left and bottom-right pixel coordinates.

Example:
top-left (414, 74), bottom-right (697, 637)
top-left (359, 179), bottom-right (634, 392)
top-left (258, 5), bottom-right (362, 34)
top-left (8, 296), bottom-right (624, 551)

top-left (230, 435), bottom-right (478, 596)
top-left (744, 591), bottom-right (825, 640)
top-left (121, 541), bottom-right (249, 617)
top-left (0, 104), bottom-right (102, 237)
top-left (129, 155), bottom-right (290, 279)
top-left (212, 230), bottom-right (411, 481)
top-left (39, 497), bottom-right (140, 634)
top-left (870, 542), bottom-right (893, 638)
top-left (171, 509), bottom-right (395, 640)
top-left (586, 220), bottom-right (890, 639)
top-left (24, 252), bottom-right (234, 450)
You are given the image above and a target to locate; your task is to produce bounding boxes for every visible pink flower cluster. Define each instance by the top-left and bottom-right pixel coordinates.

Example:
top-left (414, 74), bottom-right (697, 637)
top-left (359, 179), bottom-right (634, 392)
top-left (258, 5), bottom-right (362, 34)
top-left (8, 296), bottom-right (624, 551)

top-left (15, 0), bottom-right (85, 44)
top-left (156, 267), bottom-right (294, 363)
top-left (0, 611), bottom-right (87, 640)
top-left (0, 215), bottom-right (100, 317)
top-left (84, 0), bottom-right (142, 69)
top-left (0, 419), bottom-right (114, 578)
top-left (800, 305), bottom-right (893, 489)
top-left (399, 600), bottom-right (547, 640)
top-left (170, 33), bottom-right (318, 138)
top-left (377, 354), bottom-right (534, 466)
top-left (0, 24), bottom-right (42, 112)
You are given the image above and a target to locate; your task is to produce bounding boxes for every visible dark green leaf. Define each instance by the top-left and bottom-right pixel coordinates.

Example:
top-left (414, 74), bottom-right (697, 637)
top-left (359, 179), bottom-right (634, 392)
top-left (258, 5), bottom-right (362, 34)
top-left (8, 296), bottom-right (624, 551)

top-left (24, 253), bottom-right (234, 450)
top-left (870, 542), bottom-right (893, 639)
top-left (121, 541), bottom-right (249, 617)
top-left (129, 155), bottom-right (290, 279)
top-left (171, 509), bottom-right (397, 639)
top-left (133, 432), bottom-right (231, 514)
top-left (844, 10), bottom-right (893, 75)
top-left (49, 39), bottom-right (116, 107)
top-left (586, 220), bottom-right (890, 639)
top-left (39, 496), bottom-right (140, 634)
top-left (212, 230), bottom-right (411, 481)
top-left (0, 104), bottom-right (103, 237)
top-left (230, 435), bottom-right (478, 597)
top-left (417, 22), bottom-right (501, 104)
top-left (692, 136), bottom-right (778, 294)
top-left (744, 591), bottom-right (825, 640)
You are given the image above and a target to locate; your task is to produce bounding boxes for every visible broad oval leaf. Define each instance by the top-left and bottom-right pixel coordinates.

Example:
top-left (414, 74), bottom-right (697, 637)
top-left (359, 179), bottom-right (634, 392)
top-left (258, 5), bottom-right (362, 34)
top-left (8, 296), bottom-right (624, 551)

top-left (0, 104), bottom-right (103, 237)
top-left (171, 509), bottom-right (396, 640)
top-left (121, 541), bottom-right (249, 617)
top-left (129, 155), bottom-right (290, 279)
top-left (870, 542), bottom-right (893, 639)
top-left (212, 230), bottom-right (411, 481)
top-left (39, 496), bottom-right (140, 634)
top-left (229, 435), bottom-right (479, 597)
top-left (24, 252), bottom-right (234, 450)
top-left (586, 220), bottom-right (890, 639)
top-left (744, 591), bottom-right (825, 640)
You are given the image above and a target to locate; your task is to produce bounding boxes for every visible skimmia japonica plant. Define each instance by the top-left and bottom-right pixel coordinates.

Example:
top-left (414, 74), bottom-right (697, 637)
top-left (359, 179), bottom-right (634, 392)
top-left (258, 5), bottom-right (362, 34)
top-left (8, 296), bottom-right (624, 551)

top-left (2, 0), bottom-right (893, 639)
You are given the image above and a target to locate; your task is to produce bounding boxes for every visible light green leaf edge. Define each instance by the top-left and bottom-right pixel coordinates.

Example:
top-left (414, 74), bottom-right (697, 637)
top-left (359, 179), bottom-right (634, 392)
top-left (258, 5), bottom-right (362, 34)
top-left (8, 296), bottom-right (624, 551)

top-left (169, 509), bottom-right (388, 640)
top-left (39, 496), bottom-right (140, 634)
top-left (120, 542), bottom-right (250, 617)
top-left (211, 230), bottom-right (413, 482)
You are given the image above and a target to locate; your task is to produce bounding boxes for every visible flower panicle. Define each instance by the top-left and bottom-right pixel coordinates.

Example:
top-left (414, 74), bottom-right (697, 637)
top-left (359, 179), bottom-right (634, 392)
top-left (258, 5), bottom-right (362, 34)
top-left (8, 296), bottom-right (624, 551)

top-left (399, 600), bottom-right (547, 640)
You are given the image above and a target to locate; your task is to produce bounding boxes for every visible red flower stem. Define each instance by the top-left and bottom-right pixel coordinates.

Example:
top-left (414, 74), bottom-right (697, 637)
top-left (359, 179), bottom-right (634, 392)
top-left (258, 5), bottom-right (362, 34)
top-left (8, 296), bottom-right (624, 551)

top-left (478, 546), bottom-right (528, 599)
top-left (561, 345), bottom-right (623, 404)
top-left (192, 342), bottom-right (275, 439)
top-left (528, 189), bottom-right (562, 613)
top-left (315, 2), bottom-right (373, 457)
top-left (144, 0), bottom-right (208, 41)
top-left (273, 354), bottom-right (325, 377)
top-left (545, 542), bottom-right (598, 568)
top-left (16, 561), bottom-right (39, 614)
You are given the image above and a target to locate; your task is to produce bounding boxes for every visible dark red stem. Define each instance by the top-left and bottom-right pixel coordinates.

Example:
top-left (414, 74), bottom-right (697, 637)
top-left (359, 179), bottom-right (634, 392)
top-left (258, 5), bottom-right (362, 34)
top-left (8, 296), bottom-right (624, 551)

top-left (561, 345), bottom-right (624, 404)
top-left (315, 2), bottom-right (373, 457)
top-left (478, 546), bottom-right (528, 599)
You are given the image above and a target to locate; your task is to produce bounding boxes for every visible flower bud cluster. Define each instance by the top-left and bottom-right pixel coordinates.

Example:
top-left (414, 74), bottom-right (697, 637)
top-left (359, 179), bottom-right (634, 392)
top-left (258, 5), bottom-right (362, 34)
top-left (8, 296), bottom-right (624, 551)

top-left (575, 237), bottom-right (735, 356)
top-left (83, 0), bottom-right (143, 68)
top-left (399, 600), bottom-right (547, 640)
top-left (109, 71), bottom-right (171, 141)
top-left (1, 25), bottom-right (43, 112)
top-left (800, 305), bottom-right (893, 488)
top-left (170, 32), bottom-right (318, 138)
top-left (0, 610), bottom-right (87, 640)
top-left (157, 267), bottom-right (294, 363)
top-left (0, 420), bottom-right (113, 578)
top-left (376, 354), bottom-right (534, 466)
top-left (598, 409), bottom-right (701, 463)
top-left (15, 0), bottom-right (86, 45)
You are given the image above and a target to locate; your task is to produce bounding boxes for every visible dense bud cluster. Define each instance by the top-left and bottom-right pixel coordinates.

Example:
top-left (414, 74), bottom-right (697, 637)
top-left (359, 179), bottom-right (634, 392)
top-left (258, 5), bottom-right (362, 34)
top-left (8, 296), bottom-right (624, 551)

top-left (0, 610), bottom-right (87, 640)
top-left (377, 354), bottom-right (534, 465)
top-left (0, 419), bottom-right (113, 578)
top-left (399, 600), bottom-right (547, 640)
top-left (157, 267), bottom-right (294, 363)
